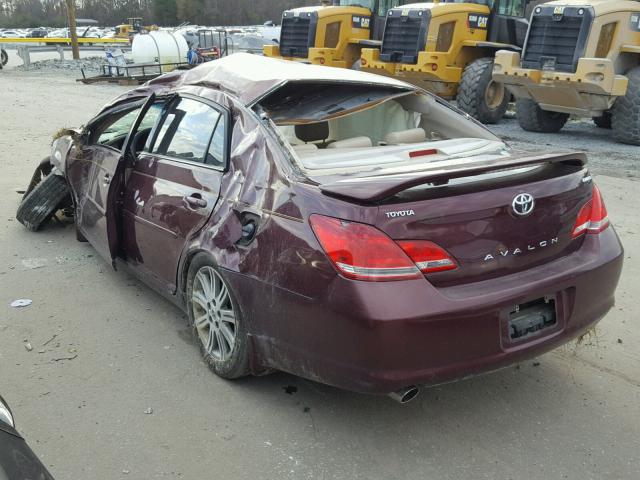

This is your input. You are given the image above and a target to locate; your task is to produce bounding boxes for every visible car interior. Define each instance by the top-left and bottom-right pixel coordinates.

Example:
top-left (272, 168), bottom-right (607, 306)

top-left (272, 91), bottom-right (504, 172)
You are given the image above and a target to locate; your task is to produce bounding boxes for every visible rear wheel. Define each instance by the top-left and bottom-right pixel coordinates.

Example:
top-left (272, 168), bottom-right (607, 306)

top-left (516, 98), bottom-right (569, 133)
top-left (592, 112), bottom-right (612, 129)
top-left (186, 254), bottom-right (250, 379)
top-left (457, 57), bottom-right (509, 124)
top-left (1, 49), bottom-right (7, 66)
top-left (16, 174), bottom-right (70, 231)
top-left (611, 66), bottom-right (640, 145)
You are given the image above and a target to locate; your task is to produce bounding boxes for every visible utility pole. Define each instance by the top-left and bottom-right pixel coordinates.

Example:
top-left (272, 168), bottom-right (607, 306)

top-left (65, 0), bottom-right (80, 60)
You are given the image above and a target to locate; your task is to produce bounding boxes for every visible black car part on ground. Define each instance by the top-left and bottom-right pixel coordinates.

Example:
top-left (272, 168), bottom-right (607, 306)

top-left (16, 173), bottom-right (71, 231)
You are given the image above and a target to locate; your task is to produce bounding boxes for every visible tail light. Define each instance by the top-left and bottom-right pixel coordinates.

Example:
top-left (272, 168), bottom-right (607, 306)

top-left (572, 185), bottom-right (610, 238)
top-left (396, 240), bottom-right (457, 273)
top-left (309, 214), bottom-right (457, 281)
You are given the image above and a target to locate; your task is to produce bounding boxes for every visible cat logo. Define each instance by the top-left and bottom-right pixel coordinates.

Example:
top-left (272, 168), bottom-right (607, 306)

top-left (402, 9), bottom-right (410, 16)
top-left (553, 6), bottom-right (565, 15)
top-left (352, 15), bottom-right (371, 29)
top-left (478, 16), bottom-right (488, 28)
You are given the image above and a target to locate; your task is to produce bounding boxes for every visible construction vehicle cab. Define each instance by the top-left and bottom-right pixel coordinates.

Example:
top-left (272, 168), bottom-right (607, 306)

top-left (115, 17), bottom-right (158, 39)
top-left (361, 0), bottom-right (545, 123)
top-left (493, 0), bottom-right (640, 145)
top-left (263, 0), bottom-right (409, 69)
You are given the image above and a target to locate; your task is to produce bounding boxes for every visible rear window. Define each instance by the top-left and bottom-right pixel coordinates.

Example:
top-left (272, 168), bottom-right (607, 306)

top-left (265, 89), bottom-right (501, 173)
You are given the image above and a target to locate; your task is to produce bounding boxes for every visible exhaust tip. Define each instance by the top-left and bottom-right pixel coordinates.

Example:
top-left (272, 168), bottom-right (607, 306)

top-left (388, 385), bottom-right (420, 404)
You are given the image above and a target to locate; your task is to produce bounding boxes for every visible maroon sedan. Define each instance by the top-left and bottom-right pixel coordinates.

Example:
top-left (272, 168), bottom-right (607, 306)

top-left (18, 53), bottom-right (623, 402)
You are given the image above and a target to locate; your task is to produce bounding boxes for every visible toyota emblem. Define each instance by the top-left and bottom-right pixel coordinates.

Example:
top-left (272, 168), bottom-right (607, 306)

top-left (512, 193), bottom-right (535, 216)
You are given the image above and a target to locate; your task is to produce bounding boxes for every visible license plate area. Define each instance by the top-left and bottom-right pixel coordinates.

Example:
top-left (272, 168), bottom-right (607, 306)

top-left (508, 296), bottom-right (556, 342)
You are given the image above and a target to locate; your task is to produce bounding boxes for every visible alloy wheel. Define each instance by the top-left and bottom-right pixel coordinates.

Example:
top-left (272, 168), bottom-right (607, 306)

top-left (191, 266), bottom-right (237, 362)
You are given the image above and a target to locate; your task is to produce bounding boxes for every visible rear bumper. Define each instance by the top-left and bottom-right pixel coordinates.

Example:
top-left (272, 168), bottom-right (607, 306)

top-left (493, 50), bottom-right (628, 116)
top-left (228, 227), bottom-right (623, 395)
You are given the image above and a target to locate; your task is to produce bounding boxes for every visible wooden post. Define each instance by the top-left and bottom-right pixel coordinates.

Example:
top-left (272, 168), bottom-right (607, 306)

top-left (65, 0), bottom-right (80, 60)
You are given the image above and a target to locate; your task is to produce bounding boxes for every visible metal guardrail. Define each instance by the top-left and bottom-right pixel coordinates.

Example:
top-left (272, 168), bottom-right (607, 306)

top-left (0, 37), bottom-right (129, 44)
top-left (11, 44), bottom-right (131, 66)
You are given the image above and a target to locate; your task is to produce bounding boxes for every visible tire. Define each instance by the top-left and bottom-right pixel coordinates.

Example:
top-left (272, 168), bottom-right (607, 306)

top-left (457, 57), bottom-right (509, 124)
top-left (593, 112), bottom-right (612, 129)
top-left (186, 253), bottom-right (250, 379)
top-left (23, 157), bottom-right (53, 198)
top-left (1, 49), bottom-right (7, 66)
top-left (16, 174), bottom-right (70, 232)
top-left (612, 66), bottom-right (640, 145)
top-left (516, 98), bottom-right (569, 133)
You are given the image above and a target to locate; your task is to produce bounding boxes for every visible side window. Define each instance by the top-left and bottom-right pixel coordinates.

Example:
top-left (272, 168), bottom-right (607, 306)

top-left (152, 97), bottom-right (220, 163)
top-left (93, 101), bottom-right (163, 148)
top-left (378, 0), bottom-right (395, 17)
top-left (95, 108), bottom-right (141, 146)
top-left (498, 0), bottom-right (525, 17)
top-left (206, 115), bottom-right (226, 167)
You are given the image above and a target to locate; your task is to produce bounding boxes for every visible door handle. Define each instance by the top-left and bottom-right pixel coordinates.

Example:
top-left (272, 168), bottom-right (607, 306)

top-left (103, 173), bottom-right (111, 185)
top-left (183, 194), bottom-right (208, 209)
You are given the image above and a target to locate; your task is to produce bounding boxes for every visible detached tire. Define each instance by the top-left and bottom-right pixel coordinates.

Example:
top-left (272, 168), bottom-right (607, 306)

top-left (186, 253), bottom-right (250, 380)
top-left (612, 67), bottom-right (640, 145)
top-left (593, 112), bottom-right (612, 129)
top-left (24, 157), bottom-right (53, 198)
top-left (16, 174), bottom-right (70, 232)
top-left (1, 49), bottom-right (7, 67)
top-left (516, 98), bottom-right (569, 133)
top-left (457, 57), bottom-right (509, 124)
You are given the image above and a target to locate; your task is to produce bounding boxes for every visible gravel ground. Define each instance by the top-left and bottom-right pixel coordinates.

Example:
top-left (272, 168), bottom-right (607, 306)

top-left (0, 64), bottom-right (639, 480)
top-left (489, 112), bottom-right (639, 181)
top-left (14, 56), bottom-right (106, 72)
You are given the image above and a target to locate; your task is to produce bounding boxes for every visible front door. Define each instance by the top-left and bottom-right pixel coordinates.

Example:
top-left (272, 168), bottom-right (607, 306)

top-left (121, 95), bottom-right (229, 294)
top-left (66, 96), bottom-right (156, 265)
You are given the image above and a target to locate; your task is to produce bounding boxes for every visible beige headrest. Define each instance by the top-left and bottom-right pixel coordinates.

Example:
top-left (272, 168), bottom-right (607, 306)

top-left (383, 128), bottom-right (427, 145)
top-left (326, 136), bottom-right (373, 149)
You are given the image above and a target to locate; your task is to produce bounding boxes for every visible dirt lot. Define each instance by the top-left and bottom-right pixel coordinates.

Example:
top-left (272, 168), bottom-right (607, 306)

top-left (1, 65), bottom-right (639, 480)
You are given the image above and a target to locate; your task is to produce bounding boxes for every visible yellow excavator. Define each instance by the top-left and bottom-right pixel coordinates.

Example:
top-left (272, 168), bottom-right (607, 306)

top-left (264, 1), bottom-right (412, 69)
top-left (360, 1), bottom-right (546, 123)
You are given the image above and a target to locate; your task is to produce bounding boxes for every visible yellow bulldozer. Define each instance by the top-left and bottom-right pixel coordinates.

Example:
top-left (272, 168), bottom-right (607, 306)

top-left (264, 1), bottom-right (412, 69)
top-left (360, 1), bottom-right (546, 123)
top-left (115, 17), bottom-right (159, 40)
top-left (492, 0), bottom-right (640, 145)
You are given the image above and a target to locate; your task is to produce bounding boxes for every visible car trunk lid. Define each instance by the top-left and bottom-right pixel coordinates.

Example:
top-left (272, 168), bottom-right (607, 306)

top-left (317, 152), bottom-right (591, 287)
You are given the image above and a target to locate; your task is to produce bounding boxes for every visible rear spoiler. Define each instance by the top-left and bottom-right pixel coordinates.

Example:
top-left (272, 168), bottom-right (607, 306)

top-left (319, 152), bottom-right (587, 202)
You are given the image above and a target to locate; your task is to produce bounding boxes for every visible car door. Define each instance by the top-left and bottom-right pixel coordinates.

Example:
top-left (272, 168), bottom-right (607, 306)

top-left (66, 96), bottom-right (157, 266)
top-left (121, 94), bottom-right (229, 293)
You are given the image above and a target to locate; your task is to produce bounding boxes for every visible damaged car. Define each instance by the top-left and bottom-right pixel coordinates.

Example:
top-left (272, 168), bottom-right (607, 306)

top-left (16, 53), bottom-right (623, 402)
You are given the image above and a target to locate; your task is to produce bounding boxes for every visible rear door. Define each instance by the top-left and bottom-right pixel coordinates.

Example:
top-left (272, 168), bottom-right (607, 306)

top-left (121, 95), bottom-right (229, 293)
top-left (67, 96), bottom-right (156, 265)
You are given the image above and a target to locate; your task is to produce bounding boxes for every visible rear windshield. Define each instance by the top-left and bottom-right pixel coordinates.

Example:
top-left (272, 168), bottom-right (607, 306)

top-left (262, 88), bottom-right (502, 174)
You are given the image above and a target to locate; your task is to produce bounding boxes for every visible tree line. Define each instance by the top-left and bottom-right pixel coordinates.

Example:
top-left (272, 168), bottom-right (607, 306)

top-left (0, 0), bottom-right (316, 28)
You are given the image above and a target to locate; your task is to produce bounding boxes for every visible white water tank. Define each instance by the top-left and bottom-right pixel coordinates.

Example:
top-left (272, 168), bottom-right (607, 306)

top-left (132, 31), bottom-right (188, 71)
